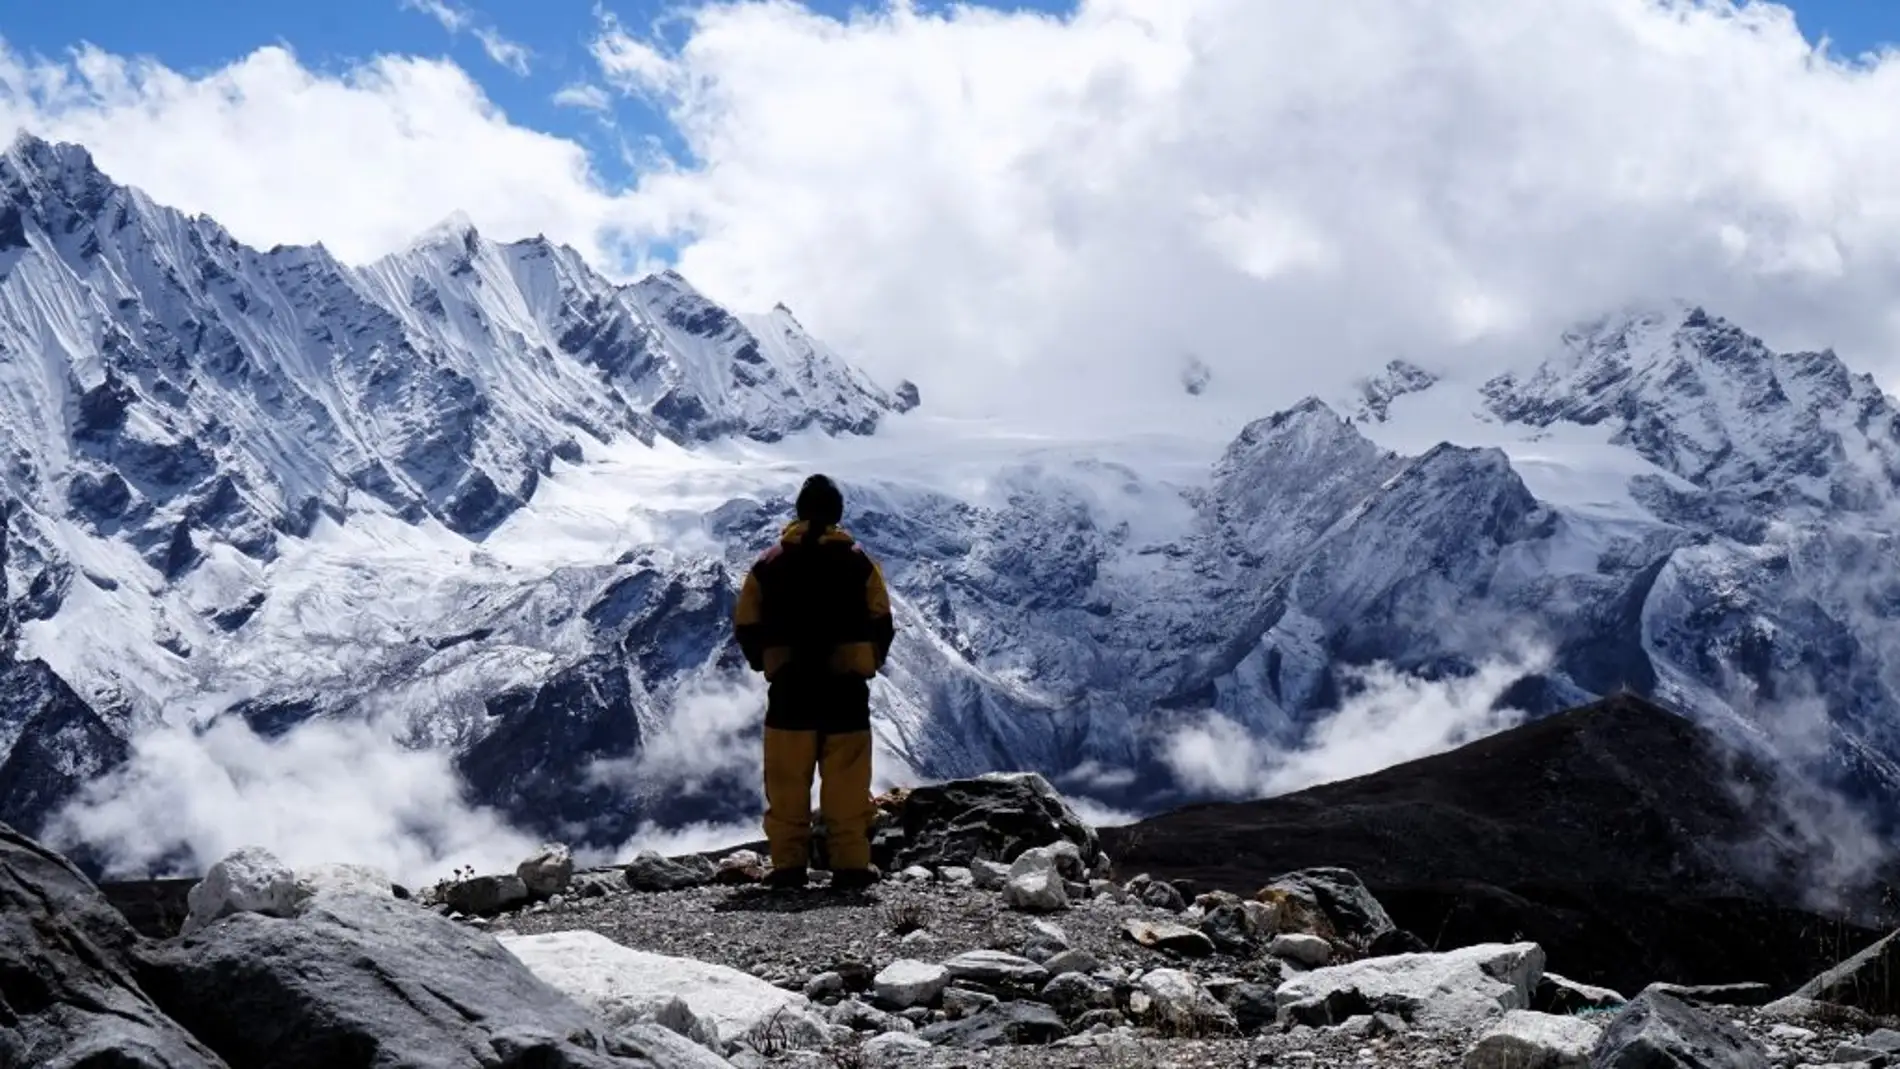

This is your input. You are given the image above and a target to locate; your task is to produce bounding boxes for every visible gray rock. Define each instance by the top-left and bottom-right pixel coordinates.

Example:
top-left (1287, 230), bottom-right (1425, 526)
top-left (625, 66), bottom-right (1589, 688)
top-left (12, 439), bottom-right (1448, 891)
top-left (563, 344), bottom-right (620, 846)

top-left (804, 972), bottom-right (846, 1001)
top-left (1256, 868), bottom-right (1395, 944)
top-left (1089, 879), bottom-right (1125, 902)
top-left (1022, 919), bottom-right (1071, 962)
top-left (291, 862), bottom-right (395, 909)
top-left (918, 1001), bottom-right (1068, 1048)
top-left (1862, 1028), bottom-right (1900, 1053)
top-left (861, 1031), bottom-right (933, 1064)
top-left (874, 960), bottom-right (950, 1009)
top-left (1126, 874), bottom-right (1187, 912)
top-left (999, 869), bottom-right (1066, 911)
top-left (1130, 968), bottom-right (1237, 1034)
top-left (827, 999), bottom-right (911, 1035)
top-left (443, 873), bottom-right (530, 916)
top-left (713, 850), bottom-right (767, 886)
top-left (1590, 990), bottom-right (1770, 1069)
top-left (517, 843), bottom-right (574, 898)
top-left (0, 822), bottom-right (224, 1069)
top-left (1644, 981), bottom-right (1776, 1008)
top-left (1043, 949), bottom-right (1102, 976)
top-left (942, 988), bottom-right (998, 1020)
top-left (1533, 972), bottom-right (1627, 1015)
top-left (1200, 902), bottom-right (1256, 955)
top-left (1041, 973), bottom-right (1116, 1019)
top-left (1275, 942), bottom-right (1545, 1031)
top-left (970, 860), bottom-right (1011, 891)
top-left (943, 950), bottom-right (1050, 989)
top-left (1270, 933), bottom-right (1333, 967)
top-left (1073, 1009), bottom-right (1126, 1032)
top-left (1463, 1010), bottom-right (1599, 1069)
top-left (606, 1023), bottom-right (735, 1069)
top-left (1222, 982), bottom-right (1279, 1034)
top-left (134, 892), bottom-right (636, 1068)
top-left (939, 867), bottom-right (974, 888)
top-left (898, 865), bottom-right (935, 882)
top-left (182, 845), bottom-right (301, 935)
top-left (1796, 929), bottom-right (1900, 1017)
top-left (874, 773), bottom-right (1100, 874)
top-left (1122, 918), bottom-right (1215, 958)
top-left (625, 850), bottom-right (717, 892)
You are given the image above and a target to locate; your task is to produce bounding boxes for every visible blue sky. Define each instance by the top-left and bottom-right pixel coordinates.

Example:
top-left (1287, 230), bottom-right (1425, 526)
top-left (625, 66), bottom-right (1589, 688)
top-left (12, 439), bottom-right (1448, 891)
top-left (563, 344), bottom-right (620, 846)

top-left (2, 0), bottom-right (1891, 191)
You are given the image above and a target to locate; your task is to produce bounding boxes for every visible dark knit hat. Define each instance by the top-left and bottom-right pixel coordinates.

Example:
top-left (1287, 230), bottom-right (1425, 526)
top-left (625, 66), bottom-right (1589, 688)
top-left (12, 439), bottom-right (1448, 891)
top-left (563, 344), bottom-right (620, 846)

top-left (795, 474), bottom-right (844, 528)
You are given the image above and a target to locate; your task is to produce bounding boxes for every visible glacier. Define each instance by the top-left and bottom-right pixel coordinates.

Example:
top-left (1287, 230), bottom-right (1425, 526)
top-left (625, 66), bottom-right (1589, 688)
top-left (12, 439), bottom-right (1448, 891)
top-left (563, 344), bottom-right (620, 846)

top-left (2, 132), bottom-right (1899, 878)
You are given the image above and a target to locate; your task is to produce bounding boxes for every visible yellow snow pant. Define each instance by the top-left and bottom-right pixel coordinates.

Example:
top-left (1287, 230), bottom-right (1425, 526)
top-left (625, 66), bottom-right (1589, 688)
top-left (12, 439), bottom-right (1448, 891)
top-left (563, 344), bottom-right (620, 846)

top-left (762, 727), bottom-right (875, 872)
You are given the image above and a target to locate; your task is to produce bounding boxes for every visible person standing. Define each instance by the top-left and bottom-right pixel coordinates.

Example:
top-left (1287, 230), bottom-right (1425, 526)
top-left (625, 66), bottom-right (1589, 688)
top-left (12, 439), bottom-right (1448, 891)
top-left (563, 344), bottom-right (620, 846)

top-left (733, 474), bottom-right (895, 890)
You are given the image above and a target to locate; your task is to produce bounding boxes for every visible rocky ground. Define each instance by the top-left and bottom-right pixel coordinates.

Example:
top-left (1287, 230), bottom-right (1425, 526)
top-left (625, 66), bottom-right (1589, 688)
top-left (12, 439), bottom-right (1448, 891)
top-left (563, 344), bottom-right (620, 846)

top-left (15, 769), bottom-right (1900, 1069)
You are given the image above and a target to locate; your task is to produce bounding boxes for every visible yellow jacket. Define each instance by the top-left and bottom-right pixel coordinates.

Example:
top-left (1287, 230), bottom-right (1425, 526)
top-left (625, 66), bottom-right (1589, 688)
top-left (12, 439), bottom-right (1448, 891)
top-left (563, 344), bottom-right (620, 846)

top-left (734, 521), bottom-right (894, 682)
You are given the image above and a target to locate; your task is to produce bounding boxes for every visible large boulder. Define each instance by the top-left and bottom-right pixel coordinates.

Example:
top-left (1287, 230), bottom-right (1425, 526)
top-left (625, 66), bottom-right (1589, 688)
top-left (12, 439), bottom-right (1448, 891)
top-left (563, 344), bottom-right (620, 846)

top-left (1255, 868), bottom-right (1395, 946)
top-left (872, 773), bottom-right (1099, 872)
top-left (499, 930), bottom-right (833, 1052)
top-left (518, 844), bottom-right (575, 898)
top-left (181, 846), bottom-right (301, 936)
top-left (1275, 942), bottom-right (1545, 1030)
top-left (1589, 990), bottom-right (1770, 1068)
top-left (623, 851), bottom-right (717, 893)
top-left (0, 822), bottom-right (225, 1068)
top-left (292, 862), bottom-right (395, 906)
top-left (134, 891), bottom-right (645, 1068)
top-left (1792, 928), bottom-right (1900, 1016)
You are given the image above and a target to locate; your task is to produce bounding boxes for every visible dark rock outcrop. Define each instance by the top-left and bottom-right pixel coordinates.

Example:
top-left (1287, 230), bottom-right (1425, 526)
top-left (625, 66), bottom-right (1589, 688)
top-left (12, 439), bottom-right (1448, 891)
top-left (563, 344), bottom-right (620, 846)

top-left (872, 772), bottom-right (1100, 874)
top-left (0, 821), bottom-right (225, 1068)
top-left (1590, 990), bottom-right (1770, 1068)
top-left (1103, 694), bottom-right (1900, 995)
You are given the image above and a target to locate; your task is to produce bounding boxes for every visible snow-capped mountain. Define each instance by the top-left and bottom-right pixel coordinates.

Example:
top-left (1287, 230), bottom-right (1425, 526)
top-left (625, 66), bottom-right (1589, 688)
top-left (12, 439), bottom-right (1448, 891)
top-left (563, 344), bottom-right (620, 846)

top-left (4, 132), bottom-right (1900, 876)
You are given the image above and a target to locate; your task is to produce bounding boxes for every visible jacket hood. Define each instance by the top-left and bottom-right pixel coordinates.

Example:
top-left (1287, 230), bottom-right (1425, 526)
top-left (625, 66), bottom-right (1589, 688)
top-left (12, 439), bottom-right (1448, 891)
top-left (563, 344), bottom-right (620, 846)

top-left (779, 520), bottom-right (856, 545)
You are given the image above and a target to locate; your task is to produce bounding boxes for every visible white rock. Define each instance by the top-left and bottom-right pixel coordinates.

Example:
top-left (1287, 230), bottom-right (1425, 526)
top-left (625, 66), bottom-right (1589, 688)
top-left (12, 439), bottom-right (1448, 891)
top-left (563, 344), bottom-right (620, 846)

top-left (517, 843), bottom-right (574, 897)
top-left (1271, 933), bottom-right (1334, 967)
top-left (1136, 968), bottom-right (1236, 1032)
top-left (1242, 900), bottom-right (1279, 936)
top-left (970, 860), bottom-right (1011, 890)
top-left (499, 930), bottom-right (830, 1049)
top-left (898, 865), bottom-right (934, 882)
top-left (873, 960), bottom-right (950, 1009)
top-left (1047, 840), bottom-right (1087, 880)
top-left (1276, 943), bottom-right (1547, 1032)
top-left (1007, 846), bottom-right (1059, 879)
top-left (290, 862), bottom-right (393, 910)
top-left (1003, 869), bottom-right (1069, 912)
top-left (182, 846), bottom-right (301, 936)
top-left (1767, 1024), bottom-right (1815, 1042)
top-left (939, 866), bottom-right (975, 887)
top-left (862, 1031), bottom-right (933, 1065)
top-left (1464, 1010), bottom-right (1601, 1069)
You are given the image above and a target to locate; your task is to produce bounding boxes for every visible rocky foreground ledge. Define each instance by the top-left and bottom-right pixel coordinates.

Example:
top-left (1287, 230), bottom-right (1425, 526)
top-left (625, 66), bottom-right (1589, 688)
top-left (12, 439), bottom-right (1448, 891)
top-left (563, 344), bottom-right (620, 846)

top-left (10, 773), bottom-right (1900, 1068)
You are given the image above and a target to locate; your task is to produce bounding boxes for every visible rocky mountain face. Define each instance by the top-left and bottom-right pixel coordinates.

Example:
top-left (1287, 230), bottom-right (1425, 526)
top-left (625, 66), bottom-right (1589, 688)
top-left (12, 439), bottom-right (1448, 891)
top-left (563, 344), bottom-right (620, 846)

top-left (5, 132), bottom-right (1900, 884)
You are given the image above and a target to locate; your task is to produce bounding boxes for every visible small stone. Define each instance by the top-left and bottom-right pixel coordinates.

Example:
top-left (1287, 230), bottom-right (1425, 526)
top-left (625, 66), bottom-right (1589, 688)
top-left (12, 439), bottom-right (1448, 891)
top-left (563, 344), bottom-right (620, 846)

top-left (1222, 982), bottom-right (1279, 1034)
top-left (836, 960), bottom-right (875, 992)
top-left (917, 1002), bottom-right (1069, 1048)
top-left (1241, 900), bottom-right (1278, 936)
top-left (1042, 973), bottom-right (1116, 1019)
top-left (862, 1032), bottom-right (933, 1061)
top-left (443, 873), bottom-right (529, 918)
top-left (944, 950), bottom-right (1050, 989)
top-left (899, 929), bottom-right (937, 949)
top-left (943, 987), bottom-right (998, 1020)
top-left (965, 860), bottom-right (1009, 891)
top-left (714, 850), bottom-right (768, 886)
top-left (1073, 1008), bottom-right (1126, 1032)
top-left (805, 972), bottom-right (846, 1000)
top-left (1134, 878), bottom-right (1186, 912)
top-left (875, 959), bottom-right (951, 1009)
top-left (1134, 968), bottom-right (1236, 1034)
top-left (1090, 879), bottom-right (1125, 902)
top-left (1271, 933), bottom-right (1334, 967)
top-left (1122, 918), bottom-right (1216, 958)
top-left (899, 865), bottom-right (935, 882)
top-left (940, 866), bottom-right (975, 887)
top-left (1043, 949), bottom-right (1102, 976)
top-left (624, 850), bottom-right (716, 892)
top-left (1003, 869), bottom-right (1069, 913)
top-left (183, 846), bottom-right (302, 935)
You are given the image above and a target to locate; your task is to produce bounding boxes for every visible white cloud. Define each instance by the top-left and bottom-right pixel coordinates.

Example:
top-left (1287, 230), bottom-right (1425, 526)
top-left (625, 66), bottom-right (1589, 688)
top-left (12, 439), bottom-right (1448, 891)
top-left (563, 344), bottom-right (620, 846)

top-left (0, 42), bottom-right (621, 267)
top-left (403, 0), bottom-right (472, 33)
top-left (7, 1), bottom-right (1900, 428)
top-left (475, 28), bottom-right (532, 76)
top-left (553, 82), bottom-right (613, 112)
top-left (43, 714), bottom-right (542, 888)
top-left (401, 0), bottom-right (532, 75)
top-left (585, 678), bottom-right (762, 794)
top-left (1163, 648), bottom-right (1548, 798)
